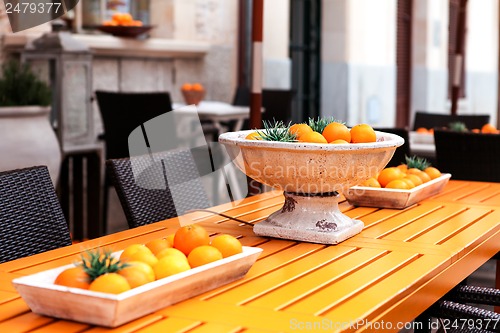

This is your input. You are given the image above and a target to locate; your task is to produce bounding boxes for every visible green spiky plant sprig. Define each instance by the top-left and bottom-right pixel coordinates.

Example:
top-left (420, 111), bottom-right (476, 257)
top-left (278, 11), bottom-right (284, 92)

top-left (255, 119), bottom-right (297, 142)
top-left (405, 155), bottom-right (431, 171)
top-left (308, 117), bottom-right (343, 133)
top-left (79, 248), bottom-right (128, 281)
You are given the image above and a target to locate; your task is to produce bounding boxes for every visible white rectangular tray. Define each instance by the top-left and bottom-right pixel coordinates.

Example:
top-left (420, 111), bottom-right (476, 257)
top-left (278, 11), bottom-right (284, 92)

top-left (344, 173), bottom-right (451, 209)
top-left (12, 246), bottom-right (262, 327)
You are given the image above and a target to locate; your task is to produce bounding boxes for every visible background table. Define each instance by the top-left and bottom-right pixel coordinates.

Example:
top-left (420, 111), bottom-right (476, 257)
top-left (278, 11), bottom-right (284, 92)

top-left (173, 101), bottom-right (255, 132)
top-left (0, 180), bottom-right (499, 332)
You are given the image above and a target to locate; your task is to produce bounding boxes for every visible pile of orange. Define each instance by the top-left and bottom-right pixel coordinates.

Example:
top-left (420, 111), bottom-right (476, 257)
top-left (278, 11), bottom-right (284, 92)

top-left (360, 164), bottom-right (442, 190)
top-left (415, 127), bottom-right (434, 134)
top-left (247, 122), bottom-right (378, 144)
top-left (181, 83), bottom-right (205, 105)
top-left (471, 123), bottom-right (500, 134)
top-left (417, 124), bottom-right (500, 134)
top-left (103, 12), bottom-right (143, 27)
top-left (54, 225), bottom-right (242, 294)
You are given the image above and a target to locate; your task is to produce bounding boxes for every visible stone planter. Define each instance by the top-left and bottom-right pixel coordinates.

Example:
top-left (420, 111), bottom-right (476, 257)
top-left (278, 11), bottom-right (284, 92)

top-left (0, 106), bottom-right (61, 185)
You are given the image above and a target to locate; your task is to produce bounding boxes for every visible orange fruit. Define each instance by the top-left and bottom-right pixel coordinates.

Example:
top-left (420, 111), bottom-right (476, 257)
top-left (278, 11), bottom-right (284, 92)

top-left (424, 167), bottom-right (442, 180)
top-left (385, 179), bottom-right (410, 189)
top-left (298, 131), bottom-right (328, 144)
top-left (89, 273), bottom-right (131, 294)
top-left (289, 123), bottom-right (313, 139)
top-left (482, 123), bottom-right (497, 133)
top-left (245, 131), bottom-right (262, 140)
top-left (350, 124), bottom-right (376, 143)
top-left (118, 261), bottom-right (155, 288)
top-left (173, 224), bottom-right (210, 256)
top-left (406, 168), bottom-right (423, 175)
top-left (192, 83), bottom-right (204, 91)
top-left (405, 174), bottom-right (423, 187)
top-left (187, 245), bottom-right (223, 268)
top-left (360, 177), bottom-right (381, 188)
top-left (471, 128), bottom-right (480, 133)
top-left (322, 122), bottom-right (351, 143)
top-left (181, 83), bottom-right (193, 91)
top-left (415, 170), bottom-right (432, 183)
top-left (155, 247), bottom-right (188, 261)
top-left (120, 244), bottom-right (158, 267)
top-left (145, 238), bottom-right (172, 256)
top-left (377, 167), bottom-right (403, 188)
top-left (401, 178), bottom-right (415, 189)
top-left (416, 127), bottom-right (429, 134)
top-left (329, 139), bottom-right (349, 144)
top-left (166, 234), bottom-right (175, 247)
top-left (211, 234), bottom-right (243, 258)
top-left (153, 255), bottom-right (191, 279)
top-left (54, 266), bottom-right (91, 289)
top-left (396, 164), bottom-right (408, 173)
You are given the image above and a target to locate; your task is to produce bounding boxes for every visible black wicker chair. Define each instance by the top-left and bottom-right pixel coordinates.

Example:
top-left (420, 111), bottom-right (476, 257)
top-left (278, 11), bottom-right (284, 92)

top-left (0, 166), bottom-right (72, 263)
top-left (413, 111), bottom-right (490, 131)
top-left (416, 285), bottom-right (500, 332)
top-left (106, 149), bottom-right (212, 229)
top-left (434, 129), bottom-right (500, 181)
top-left (415, 130), bottom-right (500, 332)
top-left (95, 90), bottom-right (174, 233)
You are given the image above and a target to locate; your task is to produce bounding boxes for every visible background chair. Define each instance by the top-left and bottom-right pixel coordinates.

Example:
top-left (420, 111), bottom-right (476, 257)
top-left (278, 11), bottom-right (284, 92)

top-left (413, 111), bottom-right (490, 131)
top-left (261, 89), bottom-right (295, 124)
top-left (106, 149), bottom-right (212, 228)
top-left (95, 90), bottom-right (176, 233)
top-left (0, 166), bottom-right (72, 263)
top-left (434, 129), bottom-right (500, 182)
top-left (414, 129), bottom-right (500, 329)
top-left (232, 85), bottom-right (250, 107)
top-left (231, 86), bottom-right (295, 130)
top-left (373, 127), bottom-right (410, 167)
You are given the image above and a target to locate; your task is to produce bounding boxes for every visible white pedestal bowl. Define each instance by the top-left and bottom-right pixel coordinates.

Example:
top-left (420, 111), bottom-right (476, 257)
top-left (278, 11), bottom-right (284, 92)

top-left (219, 130), bottom-right (404, 244)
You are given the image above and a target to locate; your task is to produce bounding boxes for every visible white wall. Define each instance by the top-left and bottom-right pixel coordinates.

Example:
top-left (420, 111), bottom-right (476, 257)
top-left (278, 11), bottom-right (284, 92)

top-left (263, 0), bottom-right (291, 89)
top-left (322, 0), bottom-right (397, 127)
top-left (411, 0), bottom-right (449, 126)
top-left (464, 0), bottom-right (498, 125)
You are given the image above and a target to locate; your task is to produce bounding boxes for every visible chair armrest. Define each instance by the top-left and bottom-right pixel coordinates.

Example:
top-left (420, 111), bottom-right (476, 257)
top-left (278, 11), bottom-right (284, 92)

top-left (447, 285), bottom-right (500, 307)
top-left (430, 300), bottom-right (500, 332)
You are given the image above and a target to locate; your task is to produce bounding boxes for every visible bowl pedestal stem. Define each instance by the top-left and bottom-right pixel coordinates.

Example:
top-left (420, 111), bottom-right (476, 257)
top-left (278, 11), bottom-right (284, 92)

top-left (253, 191), bottom-right (364, 244)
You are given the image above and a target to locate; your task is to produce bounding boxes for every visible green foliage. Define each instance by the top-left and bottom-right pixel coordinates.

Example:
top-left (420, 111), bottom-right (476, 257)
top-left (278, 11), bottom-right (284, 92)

top-left (0, 60), bottom-right (51, 107)
top-left (448, 121), bottom-right (468, 132)
top-left (256, 119), bottom-right (297, 142)
top-left (80, 248), bottom-right (128, 281)
top-left (308, 117), bottom-right (342, 133)
top-left (405, 155), bottom-right (431, 170)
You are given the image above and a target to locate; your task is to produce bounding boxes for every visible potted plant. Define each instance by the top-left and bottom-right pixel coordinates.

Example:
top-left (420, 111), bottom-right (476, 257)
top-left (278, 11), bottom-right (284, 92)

top-left (0, 60), bottom-right (61, 185)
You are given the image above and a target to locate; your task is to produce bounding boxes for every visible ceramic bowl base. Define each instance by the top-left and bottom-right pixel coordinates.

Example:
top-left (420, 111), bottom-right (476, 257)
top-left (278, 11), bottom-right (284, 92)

top-left (253, 192), bottom-right (364, 244)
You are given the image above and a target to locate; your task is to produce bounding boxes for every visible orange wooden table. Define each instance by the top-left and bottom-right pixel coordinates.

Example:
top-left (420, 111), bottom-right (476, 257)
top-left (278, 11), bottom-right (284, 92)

top-left (0, 179), bottom-right (499, 332)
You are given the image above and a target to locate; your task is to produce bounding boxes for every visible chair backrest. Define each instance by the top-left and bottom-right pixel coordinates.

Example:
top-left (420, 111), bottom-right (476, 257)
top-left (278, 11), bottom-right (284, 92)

top-left (95, 90), bottom-right (173, 159)
top-left (262, 89), bottom-right (295, 123)
top-left (434, 130), bottom-right (500, 182)
top-left (106, 149), bottom-right (212, 228)
top-left (232, 86), bottom-right (250, 106)
top-left (0, 166), bottom-right (72, 263)
top-left (373, 127), bottom-right (410, 167)
top-left (413, 111), bottom-right (490, 131)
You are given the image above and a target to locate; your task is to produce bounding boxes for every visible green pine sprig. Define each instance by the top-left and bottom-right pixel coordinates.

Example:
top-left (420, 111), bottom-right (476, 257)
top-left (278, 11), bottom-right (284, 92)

top-left (308, 117), bottom-right (342, 133)
top-left (405, 155), bottom-right (431, 170)
top-left (256, 119), bottom-right (297, 142)
top-left (79, 248), bottom-right (128, 281)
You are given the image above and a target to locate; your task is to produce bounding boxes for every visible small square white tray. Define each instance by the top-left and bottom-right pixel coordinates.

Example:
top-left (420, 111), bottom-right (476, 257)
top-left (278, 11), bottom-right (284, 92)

top-left (344, 173), bottom-right (451, 209)
top-left (12, 246), bottom-right (262, 327)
